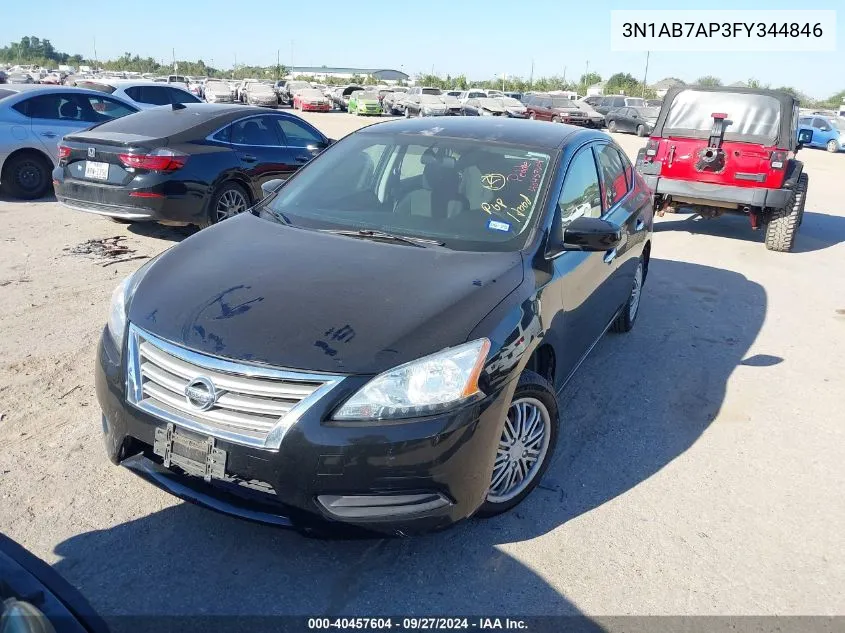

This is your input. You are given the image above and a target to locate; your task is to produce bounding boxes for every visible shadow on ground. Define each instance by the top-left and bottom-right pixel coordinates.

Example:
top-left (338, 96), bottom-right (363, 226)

top-left (50, 259), bottom-right (769, 625)
top-left (127, 222), bottom-right (197, 242)
top-left (654, 211), bottom-right (845, 253)
top-left (0, 192), bottom-right (56, 204)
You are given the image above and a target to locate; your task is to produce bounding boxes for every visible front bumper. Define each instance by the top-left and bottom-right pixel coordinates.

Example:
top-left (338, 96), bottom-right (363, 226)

top-left (53, 168), bottom-right (207, 223)
top-left (95, 329), bottom-right (512, 535)
top-left (642, 175), bottom-right (792, 209)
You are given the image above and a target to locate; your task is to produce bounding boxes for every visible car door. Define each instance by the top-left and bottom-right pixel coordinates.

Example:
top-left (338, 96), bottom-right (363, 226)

top-left (550, 144), bottom-right (620, 381)
top-left (227, 115), bottom-right (292, 194)
top-left (617, 108), bottom-right (634, 132)
top-left (593, 141), bottom-right (650, 310)
top-left (811, 117), bottom-right (834, 147)
top-left (271, 115), bottom-right (328, 168)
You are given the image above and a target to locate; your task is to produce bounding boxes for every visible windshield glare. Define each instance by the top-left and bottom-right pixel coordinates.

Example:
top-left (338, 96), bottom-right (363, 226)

top-left (263, 133), bottom-right (553, 252)
top-left (501, 98), bottom-right (523, 107)
top-left (419, 95), bottom-right (442, 104)
top-left (640, 107), bottom-right (660, 118)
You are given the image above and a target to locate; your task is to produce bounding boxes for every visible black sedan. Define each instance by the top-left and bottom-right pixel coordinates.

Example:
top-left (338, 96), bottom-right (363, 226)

top-left (95, 117), bottom-right (653, 535)
top-left (53, 104), bottom-right (331, 228)
top-left (605, 106), bottom-right (660, 136)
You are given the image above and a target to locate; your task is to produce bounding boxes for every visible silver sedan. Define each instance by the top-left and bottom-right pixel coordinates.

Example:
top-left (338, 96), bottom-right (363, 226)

top-left (0, 85), bottom-right (138, 199)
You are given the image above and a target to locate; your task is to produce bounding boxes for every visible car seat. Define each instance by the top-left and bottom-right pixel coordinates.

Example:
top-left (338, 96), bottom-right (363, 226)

top-left (58, 100), bottom-right (81, 120)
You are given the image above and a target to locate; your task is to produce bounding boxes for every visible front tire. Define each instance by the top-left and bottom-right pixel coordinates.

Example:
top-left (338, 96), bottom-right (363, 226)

top-left (827, 139), bottom-right (839, 153)
top-left (551, 116), bottom-right (560, 123)
top-left (636, 124), bottom-right (647, 137)
top-left (477, 370), bottom-right (559, 518)
top-left (2, 152), bottom-right (52, 200)
top-left (764, 172), bottom-right (807, 252)
top-left (608, 120), bottom-right (617, 132)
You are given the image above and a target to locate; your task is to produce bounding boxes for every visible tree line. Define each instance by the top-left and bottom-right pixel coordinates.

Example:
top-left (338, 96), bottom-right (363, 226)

top-left (2, 36), bottom-right (843, 109)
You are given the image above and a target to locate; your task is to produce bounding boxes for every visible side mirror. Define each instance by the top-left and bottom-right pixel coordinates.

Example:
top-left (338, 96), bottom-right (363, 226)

top-left (797, 129), bottom-right (813, 144)
top-left (563, 217), bottom-right (623, 252)
top-left (261, 179), bottom-right (285, 199)
top-left (546, 216), bottom-right (623, 258)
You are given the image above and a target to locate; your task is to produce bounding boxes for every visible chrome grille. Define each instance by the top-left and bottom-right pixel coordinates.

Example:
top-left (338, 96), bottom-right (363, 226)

top-left (125, 325), bottom-right (344, 449)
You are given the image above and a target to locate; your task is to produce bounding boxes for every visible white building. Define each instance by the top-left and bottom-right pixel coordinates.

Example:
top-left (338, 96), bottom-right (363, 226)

top-left (586, 81), bottom-right (606, 97)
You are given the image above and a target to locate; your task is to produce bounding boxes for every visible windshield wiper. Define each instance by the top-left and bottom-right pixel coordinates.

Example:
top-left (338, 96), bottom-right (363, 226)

top-left (320, 229), bottom-right (444, 247)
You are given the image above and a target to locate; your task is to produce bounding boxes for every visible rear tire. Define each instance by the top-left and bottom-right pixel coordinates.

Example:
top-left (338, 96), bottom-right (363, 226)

top-left (608, 120), bottom-right (617, 132)
top-left (476, 370), bottom-right (559, 518)
top-left (611, 257), bottom-right (645, 333)
top-left (528, 112), bottom-right (535, 120)
top-left (764, 172), bottom-right (807, 252)
top-left (200, 181), bottom-right (250, 229)
top-left (827, 139), bottom-right (839, 153)
top-left (2, 152), bottom-right (52, 200)
top-left (636, 124), bottom-right (646, 137)
top-left (551, 116), bottom-right (560, 123)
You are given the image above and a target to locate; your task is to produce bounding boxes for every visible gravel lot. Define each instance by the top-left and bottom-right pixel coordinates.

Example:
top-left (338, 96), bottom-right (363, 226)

top-left (1, 112), bottom-right (843, 622)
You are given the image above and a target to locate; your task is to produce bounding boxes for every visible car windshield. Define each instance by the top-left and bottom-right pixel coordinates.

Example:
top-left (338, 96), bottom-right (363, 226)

top-left (251, 83), bottom-right (274, 93)
top-left (551, 98), bottom-right (577, 109)
top-left (419, 95), bottom-right (442, 104)
top-left (833, 117), bottom-right (845, 131)
top-left (300, 89), bottom-right (323, 99)
top-left (206, 81), bottom-right (227, 90)
top-left (359, 92), bottom-right (379, 100)
top-left (500, 97), bottom-right (523, 107)
top-left (477, 98), bottom-right (502, 108)
top-left (625, 98), bottom-right (645, 107)
top-left (638, 107), bottom-right (660, 118)
top-left (263, 132), bottom-right (553, 252)
top-left (663, 89), bottom-right (781, 144)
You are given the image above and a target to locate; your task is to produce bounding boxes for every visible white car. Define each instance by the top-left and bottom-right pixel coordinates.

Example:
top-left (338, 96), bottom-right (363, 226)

top-left (68, 79), bottom-right (202, 109)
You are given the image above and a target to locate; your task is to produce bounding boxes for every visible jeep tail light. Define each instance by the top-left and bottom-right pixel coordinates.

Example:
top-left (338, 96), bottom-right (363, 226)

top-left (770, 150), bottom-right (787, 170)
top-left (645, 139), bottom-right (660, 157)
top-left (118, 148), bottom-right (188, 172)
top-left (58, 145), bottom-right (71, 161)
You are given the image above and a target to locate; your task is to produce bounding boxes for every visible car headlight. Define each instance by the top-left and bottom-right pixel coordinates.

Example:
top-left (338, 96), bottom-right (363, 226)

top-left (333, 338), bottom-right (491, 421)
top-left (106, 275), bottom-right (131, 344)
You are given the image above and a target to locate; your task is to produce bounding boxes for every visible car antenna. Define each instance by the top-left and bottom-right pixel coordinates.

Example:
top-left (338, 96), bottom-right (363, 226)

top-left (172, 102), bottom-right (187, 110)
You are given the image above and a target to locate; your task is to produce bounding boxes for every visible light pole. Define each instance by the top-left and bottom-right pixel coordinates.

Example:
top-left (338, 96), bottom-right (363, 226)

top-left (641, 51), bottom-right (650, 97)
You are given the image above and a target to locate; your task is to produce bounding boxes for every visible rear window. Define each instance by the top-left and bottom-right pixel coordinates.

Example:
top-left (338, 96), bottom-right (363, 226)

top-left (421, 88), bottom-right (442, 95)
top-left (663, 89), bottom-right (781, 144)
top-left (0, 89), bottom-right (16, 100)
top-left (86, 106), bottom-right (220, 138)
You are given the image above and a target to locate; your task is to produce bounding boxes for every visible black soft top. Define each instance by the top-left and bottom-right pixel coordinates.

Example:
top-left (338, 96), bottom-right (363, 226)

top-left (653, 86), bottom-right (799, 150)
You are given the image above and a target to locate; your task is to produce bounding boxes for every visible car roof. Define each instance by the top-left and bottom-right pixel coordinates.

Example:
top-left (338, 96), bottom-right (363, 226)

top-left (358, 117), bottom-right (594, 150)
top-left (0, 84), bottom-right (139, 105)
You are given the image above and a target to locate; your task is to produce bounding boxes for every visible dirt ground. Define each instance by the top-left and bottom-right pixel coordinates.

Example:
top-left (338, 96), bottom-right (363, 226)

top-left (1, 113), bottom-right (843, 622)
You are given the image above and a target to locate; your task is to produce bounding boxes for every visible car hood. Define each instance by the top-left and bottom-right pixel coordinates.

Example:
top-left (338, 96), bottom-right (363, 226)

top-left (129, 214), bottom-right (524, 375)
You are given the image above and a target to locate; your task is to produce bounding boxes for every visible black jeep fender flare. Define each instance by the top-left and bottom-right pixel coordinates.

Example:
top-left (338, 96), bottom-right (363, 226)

top-left (783, 159), bottom-right (804, 189)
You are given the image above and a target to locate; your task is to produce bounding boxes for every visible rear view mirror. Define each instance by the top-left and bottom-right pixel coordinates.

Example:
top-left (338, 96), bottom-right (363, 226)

top-left (563, 217), bottom-right (623, 252)
top-left (261, 179), bottom-right (285, 199)
top-left (797, 129), bottom-right (813, 144)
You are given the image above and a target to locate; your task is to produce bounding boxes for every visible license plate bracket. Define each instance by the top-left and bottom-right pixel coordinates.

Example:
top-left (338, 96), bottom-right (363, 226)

top-left (153, 423), bottom-right (226, 482)
top-left (84, 161), bottom-right (109, 181)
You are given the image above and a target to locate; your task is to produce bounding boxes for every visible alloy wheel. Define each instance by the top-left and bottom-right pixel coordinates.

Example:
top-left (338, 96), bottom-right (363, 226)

top-left (215, 188), bottom-right (248, 222)
top-left (487, 397), bottom-right (552, 503)
top-left (629, 261), bottom-right (644, 321)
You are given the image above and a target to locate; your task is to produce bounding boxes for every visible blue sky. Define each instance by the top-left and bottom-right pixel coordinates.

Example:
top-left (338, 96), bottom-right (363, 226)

top-left (5, 0), bottom-right (842, 98)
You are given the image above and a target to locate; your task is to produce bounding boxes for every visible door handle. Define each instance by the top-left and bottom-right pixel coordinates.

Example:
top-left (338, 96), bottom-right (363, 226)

top-left (635, 218), bottom-right (646, 231)
top-left (295, 155), bottom-right (310, 163)
top-left (240, 154), bottom-right (257, 163)
top-left (40, 132), bottom-right (57, 138)
top-left (603, 248), bottom-right (617, 264)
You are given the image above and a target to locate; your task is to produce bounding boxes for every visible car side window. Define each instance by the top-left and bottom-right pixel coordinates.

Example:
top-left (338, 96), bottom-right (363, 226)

top-left (798, 117), bottom-right (811, 127)
top-left (595, 144), bottom-right (629, 210)
top-left (812, 117), bottom-right (828, 130)
top-left (131, 86), bottom-right (172, 106)
top-left (613, 97), bottom-right (626, 107)
top-left (82, 96), bottom-right (136, 121)
top-left (15, 94), bottom-right (64, 119)
top-left (168, 87), bottom-right (201, 104)
top-left (558, 148), bottom-right (602, 226)
top-left (212, 125), bottom-right (231, 143)
top-left (274, 117), bottom-right (323, 147)
top-left (230, 116), bottom-right (282, 146)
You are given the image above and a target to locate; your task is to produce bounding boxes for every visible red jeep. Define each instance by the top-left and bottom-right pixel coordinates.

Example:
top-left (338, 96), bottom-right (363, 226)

top-left (636, 86), bottom-right (810, 252)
